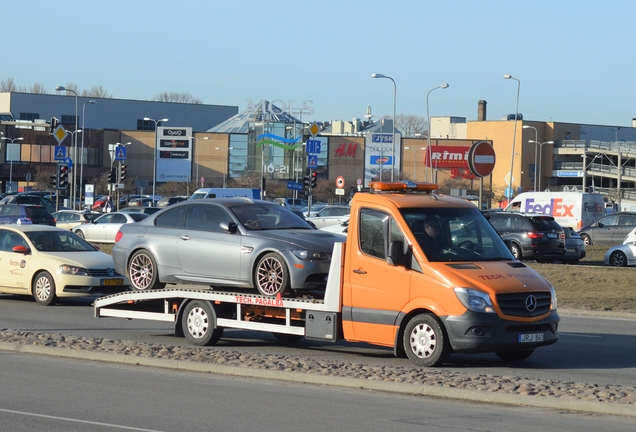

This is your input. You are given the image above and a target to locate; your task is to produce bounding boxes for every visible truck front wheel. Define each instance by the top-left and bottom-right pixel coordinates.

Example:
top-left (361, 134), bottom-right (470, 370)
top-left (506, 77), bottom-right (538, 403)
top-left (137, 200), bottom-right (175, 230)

top-left (403, 313), bottom-right (449, 367)
top-left (182, 301), bottom-right (224, 346)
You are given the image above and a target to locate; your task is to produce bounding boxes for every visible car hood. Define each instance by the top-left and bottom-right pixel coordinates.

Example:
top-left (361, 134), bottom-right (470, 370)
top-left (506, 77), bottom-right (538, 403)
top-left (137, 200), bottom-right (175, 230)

top-left (245, 229), bottom-right (346, 251)
top-left (34, 250), bottom-right (118, 269)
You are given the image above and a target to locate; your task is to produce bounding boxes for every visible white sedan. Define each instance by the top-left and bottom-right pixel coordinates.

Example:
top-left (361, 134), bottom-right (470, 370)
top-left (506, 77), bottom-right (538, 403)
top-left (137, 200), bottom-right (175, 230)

top-left (72, 212), bottom-right (148, 243)
top-left (52, 210), bottom-right (101, 230)
top-left (305, 206), bottom-right (350, 229)
top-left (0, 225), bottom-right (128, 305)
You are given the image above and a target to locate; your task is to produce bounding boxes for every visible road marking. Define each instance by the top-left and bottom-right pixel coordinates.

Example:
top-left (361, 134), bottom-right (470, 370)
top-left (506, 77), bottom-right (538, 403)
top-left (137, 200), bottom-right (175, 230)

top-left (0, 408), bottom-right (163, 431)
top-left (559, 332), bottom-right (601, 338)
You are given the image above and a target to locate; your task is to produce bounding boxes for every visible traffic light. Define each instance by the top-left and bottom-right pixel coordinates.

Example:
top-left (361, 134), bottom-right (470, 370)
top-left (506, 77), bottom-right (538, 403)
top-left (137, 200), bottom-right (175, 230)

top-left (119, 164), bottom-right (127, 182)
top-left (56, 163), bottom-right (69, 190)
top-left (108, 167), bottom-right (117, 184)
top-left (310, 171), bottom-right (318, 188)
top-left (303, 175), bottom-right (311, 190)
top-left (49, 117), bottom-right (58, 134)
top-left (50, 175), bottom-right (57, 188)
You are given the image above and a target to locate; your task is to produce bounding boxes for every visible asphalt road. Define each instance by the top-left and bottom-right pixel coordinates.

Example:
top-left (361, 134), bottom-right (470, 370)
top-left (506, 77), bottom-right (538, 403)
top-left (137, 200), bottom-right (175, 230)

top-left (1, 294), bottom-right (635, 388)
top-left (1, 353), bottom-right (634, 432)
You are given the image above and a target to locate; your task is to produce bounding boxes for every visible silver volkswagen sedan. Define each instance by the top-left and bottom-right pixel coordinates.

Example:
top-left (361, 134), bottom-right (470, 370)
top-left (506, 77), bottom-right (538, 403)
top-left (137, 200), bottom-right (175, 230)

top-left (112, 199), bottom-right (345, 296)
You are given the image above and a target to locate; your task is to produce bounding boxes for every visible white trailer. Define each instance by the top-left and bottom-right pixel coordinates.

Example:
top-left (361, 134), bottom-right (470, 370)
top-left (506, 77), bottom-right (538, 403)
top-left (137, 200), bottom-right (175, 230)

top-left (94, 244), bottom-right (345, 345)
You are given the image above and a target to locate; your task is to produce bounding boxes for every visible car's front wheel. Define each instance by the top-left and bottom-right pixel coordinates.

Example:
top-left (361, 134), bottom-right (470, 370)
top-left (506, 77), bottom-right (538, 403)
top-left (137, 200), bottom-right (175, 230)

top-left (74, 230), bottom-right (85, 239)
top-left (128, 250), bottom-right (166, 290)
top-left (610, 251), bottom-right (628, 267)
top-left (254, 252), bottom-right (291, 296)
top-left (403, 313), bottom-right (449, 367)
top-left (511, 243), bottom-right (522, 260)
top-left (32, 271), bottom-right (58, 306)
top-left (580, 234), bottom-right (591, 246)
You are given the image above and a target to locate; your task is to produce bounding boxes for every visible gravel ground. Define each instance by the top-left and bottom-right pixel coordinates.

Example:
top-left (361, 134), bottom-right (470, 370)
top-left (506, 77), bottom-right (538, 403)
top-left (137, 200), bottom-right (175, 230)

top-left (1, 328), bottom-right (635, 408)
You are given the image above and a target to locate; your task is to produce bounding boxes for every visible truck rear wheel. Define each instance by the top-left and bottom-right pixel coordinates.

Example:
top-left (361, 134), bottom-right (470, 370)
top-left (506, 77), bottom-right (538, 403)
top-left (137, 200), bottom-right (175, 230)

top-left (403, 313), bottom-right (449, 367)
top-left (182, 301), bottom-right (224, 346)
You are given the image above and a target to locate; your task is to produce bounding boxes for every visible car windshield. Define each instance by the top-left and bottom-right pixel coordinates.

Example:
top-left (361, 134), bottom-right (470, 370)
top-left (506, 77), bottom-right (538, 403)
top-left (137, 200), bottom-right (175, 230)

top-left (26, 231), bottom-right (97, 252)
top-left (400, 207), bottom-right (514, 262)
top-left (230, 203), bottom-right (312, 230)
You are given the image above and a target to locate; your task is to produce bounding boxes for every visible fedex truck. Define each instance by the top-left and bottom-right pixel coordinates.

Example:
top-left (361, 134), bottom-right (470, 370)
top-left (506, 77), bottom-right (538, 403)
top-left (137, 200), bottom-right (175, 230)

top-left (504, 192), bottom-right (605, 229)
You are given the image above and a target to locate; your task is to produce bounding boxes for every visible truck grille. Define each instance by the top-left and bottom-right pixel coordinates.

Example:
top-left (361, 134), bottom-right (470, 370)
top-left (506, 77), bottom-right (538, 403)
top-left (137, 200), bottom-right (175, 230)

top-left (496, 292), bottom-right (552, 317)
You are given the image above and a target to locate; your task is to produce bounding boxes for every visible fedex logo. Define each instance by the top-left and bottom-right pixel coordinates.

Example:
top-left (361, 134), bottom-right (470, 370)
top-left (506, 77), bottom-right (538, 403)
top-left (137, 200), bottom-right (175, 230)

top-left (525, 198), bottom-right (574, 217)
top-left (584, 203), bottom-right (604, 213)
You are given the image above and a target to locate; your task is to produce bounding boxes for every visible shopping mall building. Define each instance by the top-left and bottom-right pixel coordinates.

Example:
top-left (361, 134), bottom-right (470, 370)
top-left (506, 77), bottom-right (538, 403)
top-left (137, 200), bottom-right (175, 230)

top-left (2, 93), bottom-right (636, 209)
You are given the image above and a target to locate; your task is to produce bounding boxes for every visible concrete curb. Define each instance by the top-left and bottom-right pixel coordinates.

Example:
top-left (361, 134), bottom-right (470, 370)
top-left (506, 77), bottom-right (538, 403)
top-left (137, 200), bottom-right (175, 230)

top-left (1, 341), bottom-right (634, 418)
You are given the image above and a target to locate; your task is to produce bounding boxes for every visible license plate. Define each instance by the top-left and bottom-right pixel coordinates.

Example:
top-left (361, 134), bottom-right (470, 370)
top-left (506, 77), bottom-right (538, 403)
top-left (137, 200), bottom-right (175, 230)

top-left (101, 279), bottom-right (124, 286)
top-left (567, 248), bottom-right (576, 253)
top-left (547, 233), bottom-right (558, 238)
top-left (518, 333), bottom-right (544, 343)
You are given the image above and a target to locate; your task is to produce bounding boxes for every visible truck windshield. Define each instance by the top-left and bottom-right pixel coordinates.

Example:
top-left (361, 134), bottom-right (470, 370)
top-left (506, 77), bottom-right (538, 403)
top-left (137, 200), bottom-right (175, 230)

top-left (401, 207), bottom-right (514, 262)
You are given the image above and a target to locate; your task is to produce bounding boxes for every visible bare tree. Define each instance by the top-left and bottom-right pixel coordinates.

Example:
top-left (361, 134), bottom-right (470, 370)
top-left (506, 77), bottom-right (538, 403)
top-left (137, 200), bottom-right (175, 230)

top-left (153, 91), bottom-right (203, 104)
top-left (60, 82), bottom-right (80, 95)
top-left (29, 83), bottom-right (48, 94)
top-left (81, 85), bottom-right (111, 98)
top-left (395, 114), bottom-right (428, 138)
top-left (0, 78), bottom-right (17, 92)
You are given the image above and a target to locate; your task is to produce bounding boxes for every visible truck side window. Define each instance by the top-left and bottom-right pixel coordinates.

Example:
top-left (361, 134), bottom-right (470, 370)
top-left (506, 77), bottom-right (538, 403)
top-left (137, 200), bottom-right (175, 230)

top-left (359, 209), bottom-right (387, 259)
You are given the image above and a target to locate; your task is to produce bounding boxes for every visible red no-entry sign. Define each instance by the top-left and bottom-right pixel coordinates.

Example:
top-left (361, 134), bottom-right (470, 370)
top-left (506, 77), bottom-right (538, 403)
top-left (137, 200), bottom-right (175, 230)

top-left (468, 141), bottom-right (496, 177)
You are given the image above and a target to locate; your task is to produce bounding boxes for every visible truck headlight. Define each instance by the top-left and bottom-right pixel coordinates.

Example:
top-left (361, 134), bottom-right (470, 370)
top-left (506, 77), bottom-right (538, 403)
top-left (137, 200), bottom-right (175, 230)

top-left (550, 285), bottom-right (558, 311)
top-left (59, 265), bottom-right (88, 276)
top-left (292, 250), bottom-right (330, 261)
top-left (454, 288), bottom-right (495, 313)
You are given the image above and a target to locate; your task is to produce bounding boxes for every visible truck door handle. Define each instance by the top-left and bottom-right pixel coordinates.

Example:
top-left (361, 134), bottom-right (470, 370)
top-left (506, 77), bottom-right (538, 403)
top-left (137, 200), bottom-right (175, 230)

top-left (180, 235), bottom-right (191, 241)
top-left (353, 269), bottom-right (367, 274)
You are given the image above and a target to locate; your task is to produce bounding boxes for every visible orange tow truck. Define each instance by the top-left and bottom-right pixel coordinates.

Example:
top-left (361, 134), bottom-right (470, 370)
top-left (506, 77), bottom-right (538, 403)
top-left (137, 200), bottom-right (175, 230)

top-left (95, 181), bottom-right (559, 366)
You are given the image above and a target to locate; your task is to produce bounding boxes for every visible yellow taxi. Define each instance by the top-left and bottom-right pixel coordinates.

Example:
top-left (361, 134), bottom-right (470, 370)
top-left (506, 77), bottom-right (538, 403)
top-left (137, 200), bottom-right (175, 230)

top-left (0, 224), bottom-right (128, 305)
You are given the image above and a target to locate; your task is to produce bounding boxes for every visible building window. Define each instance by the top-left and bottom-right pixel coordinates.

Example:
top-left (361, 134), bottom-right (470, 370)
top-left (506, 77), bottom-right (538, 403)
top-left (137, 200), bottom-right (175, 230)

top-left (137, 119), bottom-right (164, 131)
top-left (19, 113), bottom-right (40, 121)
top-left (61, 115), bottom-right (78, 125)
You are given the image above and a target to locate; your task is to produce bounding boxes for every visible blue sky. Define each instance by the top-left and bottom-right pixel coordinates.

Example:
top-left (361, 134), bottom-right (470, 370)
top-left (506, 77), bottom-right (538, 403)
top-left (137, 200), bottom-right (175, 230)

top-left (4, 0), bottom-right (635, 127)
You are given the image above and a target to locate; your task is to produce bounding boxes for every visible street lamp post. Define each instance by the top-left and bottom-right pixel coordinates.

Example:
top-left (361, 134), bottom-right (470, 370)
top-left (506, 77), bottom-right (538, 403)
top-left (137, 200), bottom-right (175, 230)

top-left (215, 147), bottom-right (235, 188)
top-left (65, 129), bottom-right (82, 206)
top-left (529, 140), bottom-right (554, 192)
top-left (144, 117), bottom-right (169, 206)
top-left (426, 83), bottom-right (450, 182)
top-left (55, 86), bottom-right (78, 208)
top-left (503, 74), bottom-right (521, 199)
top-left (80, 100), bottom-right (95, 208)
top-left (371, 73), bottom-right (397, 181)
top-left (523, 125), bottom-right (538, 191)
top-left (1, 137), bottom-right (23, 192)
top-left (189, 136), bottom-right (209, 184)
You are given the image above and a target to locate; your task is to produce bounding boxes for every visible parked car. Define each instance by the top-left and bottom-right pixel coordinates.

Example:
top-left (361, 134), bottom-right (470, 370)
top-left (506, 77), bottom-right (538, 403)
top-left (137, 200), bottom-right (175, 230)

top-left (578, 212), bottom-right (636, 246)
top-left (120, 206), bottom-right (162, 215)
top-left (112, 199), bottom-right (344, 296)
top-left (72, 212), bottom-right (149, 243)
top-left (484, 212), bottom-right (565, 262)
top-left (0, 193), bottom-right (66, 213)
top-left (92, 196), bottom-right (108, 212)
top-left (0, 204), bottom-right (56, 226)
top-left (127, 197), bottom-right (157, 207)
top-left (156, 196), bottom-right (188, 208)
top-left (300, 204), bottom-right (327, 217)
top-left (273, 197), bottom-right (308, 210)
top-left (0, 224), bottom-right (128, 305)
top-left (305, 205), bottom-right (351, 228)
top-left (52, 210), bottom-right (101, 230)
top-left (320, 219), bottom-right (349, 235)
top-left (554, 226), bottom-right (584, 264)
top-left (604, 242), bottom-right (636, 267)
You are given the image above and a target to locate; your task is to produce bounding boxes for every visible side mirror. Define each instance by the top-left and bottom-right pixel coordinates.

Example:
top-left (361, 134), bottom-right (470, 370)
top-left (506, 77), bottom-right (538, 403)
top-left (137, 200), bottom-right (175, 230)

top-left (387, 240), bottom-right (405, 266)
top-left (220, 221), bottom-right (238, 234)
top-left (12, 245), bottom-right (30, 254)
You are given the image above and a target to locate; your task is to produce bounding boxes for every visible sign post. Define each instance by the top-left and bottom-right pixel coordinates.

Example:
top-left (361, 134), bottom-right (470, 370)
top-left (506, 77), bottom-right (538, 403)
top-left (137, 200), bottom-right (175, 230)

top-left (467, 141), bottom-right (496, 210)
